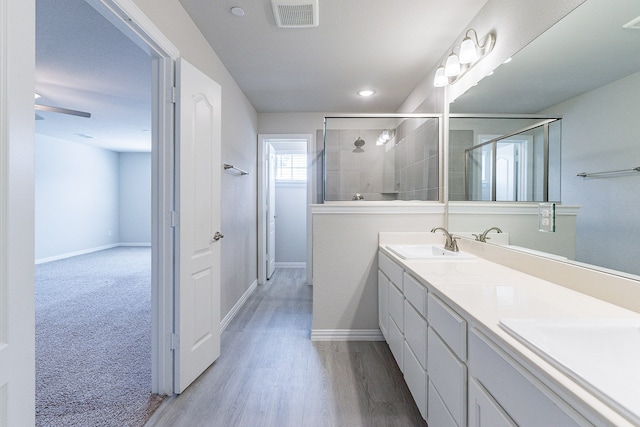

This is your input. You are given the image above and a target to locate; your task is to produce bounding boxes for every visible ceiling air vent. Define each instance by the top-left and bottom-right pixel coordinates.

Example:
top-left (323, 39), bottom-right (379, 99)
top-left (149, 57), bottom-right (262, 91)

top-left (271, 0), bottom-right (319, 28)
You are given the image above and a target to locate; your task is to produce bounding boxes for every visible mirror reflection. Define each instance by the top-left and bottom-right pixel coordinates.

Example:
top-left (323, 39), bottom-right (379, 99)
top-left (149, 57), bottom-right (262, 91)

top-left (448, 0), bottom-right (640, 277)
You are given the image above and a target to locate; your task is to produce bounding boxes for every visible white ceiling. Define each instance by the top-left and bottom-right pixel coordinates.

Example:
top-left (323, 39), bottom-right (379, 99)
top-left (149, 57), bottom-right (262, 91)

top-left (178, 0), bottom-right (488, 113)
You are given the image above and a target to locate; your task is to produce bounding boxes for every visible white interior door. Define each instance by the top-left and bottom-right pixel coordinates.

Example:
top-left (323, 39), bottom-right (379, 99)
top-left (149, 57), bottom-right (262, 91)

top-left (174, 58), bottom-right (221, 393)
top-left (1, 0), bottom-right (36, 424)
top-left (267, 144), bottom-right (276, 279)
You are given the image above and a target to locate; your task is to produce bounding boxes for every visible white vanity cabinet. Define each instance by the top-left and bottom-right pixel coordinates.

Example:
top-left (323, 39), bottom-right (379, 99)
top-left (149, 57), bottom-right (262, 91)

top-left (377, 252), bottom-right (427, 419)
top-left (378, 251), bottom-right (405, 370)
top-left (467, 328), bottom-right (589, 427)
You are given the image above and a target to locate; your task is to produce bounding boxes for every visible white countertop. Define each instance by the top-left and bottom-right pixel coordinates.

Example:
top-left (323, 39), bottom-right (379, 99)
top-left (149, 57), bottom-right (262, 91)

top-left (379, 233), bottom-right (640, 427)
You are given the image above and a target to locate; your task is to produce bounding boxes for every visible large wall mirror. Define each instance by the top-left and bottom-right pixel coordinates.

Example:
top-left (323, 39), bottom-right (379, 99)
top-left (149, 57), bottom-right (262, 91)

top-left (448, 0), bottom-right (640, 278)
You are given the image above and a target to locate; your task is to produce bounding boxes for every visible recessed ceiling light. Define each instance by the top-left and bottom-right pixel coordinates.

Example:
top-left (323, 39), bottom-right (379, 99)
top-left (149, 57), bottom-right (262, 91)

top-left (230, 6), bottom-right (245, 17)
top-left (357, 89), bottom-right (375, 97)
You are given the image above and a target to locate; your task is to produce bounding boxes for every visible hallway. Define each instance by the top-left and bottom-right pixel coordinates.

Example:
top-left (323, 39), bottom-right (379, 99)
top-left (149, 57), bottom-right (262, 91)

top-left (146, 268), bottom-right (425, 426)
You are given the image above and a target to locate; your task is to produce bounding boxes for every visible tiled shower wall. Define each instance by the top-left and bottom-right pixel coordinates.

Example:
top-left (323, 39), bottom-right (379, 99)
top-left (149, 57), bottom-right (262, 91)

top-left (322, 117), bottom-right (440, 201)
top-left (393, 118), bottom-right (439, 201)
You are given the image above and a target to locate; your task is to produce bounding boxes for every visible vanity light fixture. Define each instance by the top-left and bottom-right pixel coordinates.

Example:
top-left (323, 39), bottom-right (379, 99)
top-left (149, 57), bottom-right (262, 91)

top-left (433, 28), bottom-right (496, 87)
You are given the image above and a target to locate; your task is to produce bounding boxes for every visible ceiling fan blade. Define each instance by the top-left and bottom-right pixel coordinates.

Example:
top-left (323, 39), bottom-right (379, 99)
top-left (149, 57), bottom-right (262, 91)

top-left (35, 104), bottom-right (91, 118)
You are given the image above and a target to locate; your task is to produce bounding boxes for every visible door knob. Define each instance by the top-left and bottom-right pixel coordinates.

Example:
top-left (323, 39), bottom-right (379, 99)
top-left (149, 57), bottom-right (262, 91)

top-left (212, 231), bottom-right (224, 242)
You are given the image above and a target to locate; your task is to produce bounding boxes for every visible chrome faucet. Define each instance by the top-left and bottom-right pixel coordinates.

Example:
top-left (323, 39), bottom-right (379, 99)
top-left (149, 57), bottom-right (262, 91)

top-left (473, 226), bottom-right (503, 243)
top-left (431, 227), bottom-right (459, 252)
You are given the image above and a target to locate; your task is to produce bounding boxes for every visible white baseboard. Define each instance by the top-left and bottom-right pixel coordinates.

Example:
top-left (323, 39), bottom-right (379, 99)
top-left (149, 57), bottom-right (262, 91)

top-left (220, 279), bottom-right (258, 333)
top-left (35, 244), bottom-right (120, 264)
top-left (310, 329), bottom-right (385, 341)
top-left (35, 243), bottom-right (152, 264)
top-left (275, 262), bottom-right (306, 268)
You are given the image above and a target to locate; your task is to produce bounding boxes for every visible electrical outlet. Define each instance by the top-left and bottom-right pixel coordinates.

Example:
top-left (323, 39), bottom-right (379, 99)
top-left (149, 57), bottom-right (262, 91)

top-left (538, 203), bottom-right (556, 232)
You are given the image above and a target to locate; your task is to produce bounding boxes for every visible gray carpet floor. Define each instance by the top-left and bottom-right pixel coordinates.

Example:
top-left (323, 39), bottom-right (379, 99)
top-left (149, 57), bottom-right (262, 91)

top-left (36, 246), bottom-right (163, 427)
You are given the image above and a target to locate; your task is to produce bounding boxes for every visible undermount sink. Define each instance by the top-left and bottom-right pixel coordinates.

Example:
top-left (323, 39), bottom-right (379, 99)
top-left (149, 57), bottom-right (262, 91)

top-left (499, 318), bottom-right (640, 424)
top-left (386, 244), bottom-right (476, 260)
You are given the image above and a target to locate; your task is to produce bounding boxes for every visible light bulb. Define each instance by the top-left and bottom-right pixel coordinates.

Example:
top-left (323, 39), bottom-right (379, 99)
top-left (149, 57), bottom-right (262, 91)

top-left (444, 53), bottom-right (461, 77)
top-left (459, 37), bottom-right (477, 64)
top-left (433, 66), bottom-right (448, 87)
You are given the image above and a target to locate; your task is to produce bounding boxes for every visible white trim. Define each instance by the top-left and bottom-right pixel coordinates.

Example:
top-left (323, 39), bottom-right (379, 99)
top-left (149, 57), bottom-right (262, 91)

top-left (258, 134), bottom-right (313, 286)
top-left (311, 202), bottom-right (446, 215)
top-left (35, 244), bottom-right (119, 264)
top-left (448, 202), bottom-right (580, 216)
top-left (275, 262), bottom-right (306, 269)
top-left (34, 243), bottom-right (154, 265)
top-left (220, 280), bottom-right (258, 332)
top-left (310, 329), bottom-right (385, 341)
top-left (89, 0), bottom-right (178, 396)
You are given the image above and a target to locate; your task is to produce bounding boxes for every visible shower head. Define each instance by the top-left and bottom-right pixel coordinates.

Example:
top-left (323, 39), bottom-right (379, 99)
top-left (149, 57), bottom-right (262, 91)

top-left (353, 137), bottom-right (365, 153)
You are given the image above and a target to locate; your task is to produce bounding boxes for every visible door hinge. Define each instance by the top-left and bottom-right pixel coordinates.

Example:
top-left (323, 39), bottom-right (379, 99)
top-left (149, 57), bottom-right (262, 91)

top-left (169, 210), bottom-right (178, 228)
top-left (169, 86), bottom-right (176, 104)
top-left (170, 333), bottom-right (179, 350)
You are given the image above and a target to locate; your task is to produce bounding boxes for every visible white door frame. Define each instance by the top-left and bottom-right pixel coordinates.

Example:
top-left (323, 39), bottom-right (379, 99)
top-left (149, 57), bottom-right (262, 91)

top-left (70, 0), bottom-right (180, 395)
top-left (257, 134), bottom-right (313, 285)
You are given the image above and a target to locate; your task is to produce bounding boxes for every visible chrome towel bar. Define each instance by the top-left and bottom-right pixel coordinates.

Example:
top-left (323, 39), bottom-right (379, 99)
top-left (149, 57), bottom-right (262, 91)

top-left (224, 164), bottom-right (249, 175)
top-left (577, 166), bottom-right (640, 178)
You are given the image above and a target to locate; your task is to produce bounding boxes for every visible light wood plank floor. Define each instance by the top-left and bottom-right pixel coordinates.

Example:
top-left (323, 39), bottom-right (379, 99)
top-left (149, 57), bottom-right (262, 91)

top-left (146, 268), bottom-right (426, 427)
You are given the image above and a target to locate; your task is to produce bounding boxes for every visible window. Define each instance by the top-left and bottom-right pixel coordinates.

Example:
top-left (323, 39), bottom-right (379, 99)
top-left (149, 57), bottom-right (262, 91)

top-left (275, 153), bottom-right (307, 181)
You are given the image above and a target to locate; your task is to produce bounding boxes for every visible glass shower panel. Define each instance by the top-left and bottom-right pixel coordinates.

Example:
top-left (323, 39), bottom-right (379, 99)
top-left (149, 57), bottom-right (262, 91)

top-left (323, 116), bottom-right (441, 202)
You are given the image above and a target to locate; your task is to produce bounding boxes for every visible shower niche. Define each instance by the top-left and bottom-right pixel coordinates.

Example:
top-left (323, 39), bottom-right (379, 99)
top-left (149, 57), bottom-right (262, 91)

top-left (322, 115), bottom-right (441, 202)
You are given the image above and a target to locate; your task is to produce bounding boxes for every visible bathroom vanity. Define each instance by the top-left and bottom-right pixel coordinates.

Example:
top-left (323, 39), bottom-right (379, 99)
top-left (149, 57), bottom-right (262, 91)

top-left (378, 232), bottom-right (640, 427)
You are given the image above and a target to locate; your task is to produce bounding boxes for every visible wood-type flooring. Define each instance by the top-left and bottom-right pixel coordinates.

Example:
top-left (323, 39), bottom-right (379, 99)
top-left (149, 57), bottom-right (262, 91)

top-left (146, 268), bottom-right (426, 427)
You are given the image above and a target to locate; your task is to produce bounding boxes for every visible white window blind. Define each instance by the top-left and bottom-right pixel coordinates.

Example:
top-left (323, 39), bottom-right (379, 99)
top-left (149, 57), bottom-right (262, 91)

top-left (275, 153), bottom-right (307, 181)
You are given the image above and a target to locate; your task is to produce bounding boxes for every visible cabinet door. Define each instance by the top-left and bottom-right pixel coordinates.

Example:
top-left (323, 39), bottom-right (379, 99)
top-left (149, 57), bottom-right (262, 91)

top-left (404, 341), bottom-right (427, 420)
top-left (388, 315), bottom-right (404, 372)
top-left (404, 299), bottom-right (427, 369)
top-left (428, 327), bottom-right (466, 427)
top-left (469, 377), bottom-right (517, 427)
top-left (378, 270), bottom-right (389, 340)
top-left (468, 329), bottom-right (588, 427)
top-left (388, 281), bottom-right (404, 332)
top-left (428, 381), bottom-right (458, 427)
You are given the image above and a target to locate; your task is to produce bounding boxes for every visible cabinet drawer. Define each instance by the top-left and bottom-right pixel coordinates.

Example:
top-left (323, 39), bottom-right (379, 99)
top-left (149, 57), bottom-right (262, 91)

top-left (404, 300), bottom-right (427, 369)
top-left (388, 315), bottom-right (404, 372)
top-left (388, 280), bottom-right (404, 332)
top-left (468, 377), bottom-right (517, 427)
top-left (428, 293), bottom-right (467, 360)
top-left (428, 327), bottom-right (466, 427)
top-left (378, 270), bottom-right (389, 340)
top-left (403, 341), bottom-right (427, 420)
top-left (468, 329), bottom-right (587, 427)
top-left (428, 380), bottom-right (458, 427)
top-left (379, 251), bottom-right (403, 289)
top-left (403, 272), bottom-right (427, 317)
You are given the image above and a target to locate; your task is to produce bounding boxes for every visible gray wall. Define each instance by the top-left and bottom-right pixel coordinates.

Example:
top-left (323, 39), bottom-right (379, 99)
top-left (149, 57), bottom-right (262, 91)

top-left (275, 183), bottom-right (307, 263)
top-left (35, 136), bottom-right (152, 262)
top-left (545, 71), bottom-right (640, 274)
top-left (35, 135), bottom-right (119, 261)
top-left (119, 152), bottom-right (151, 245)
